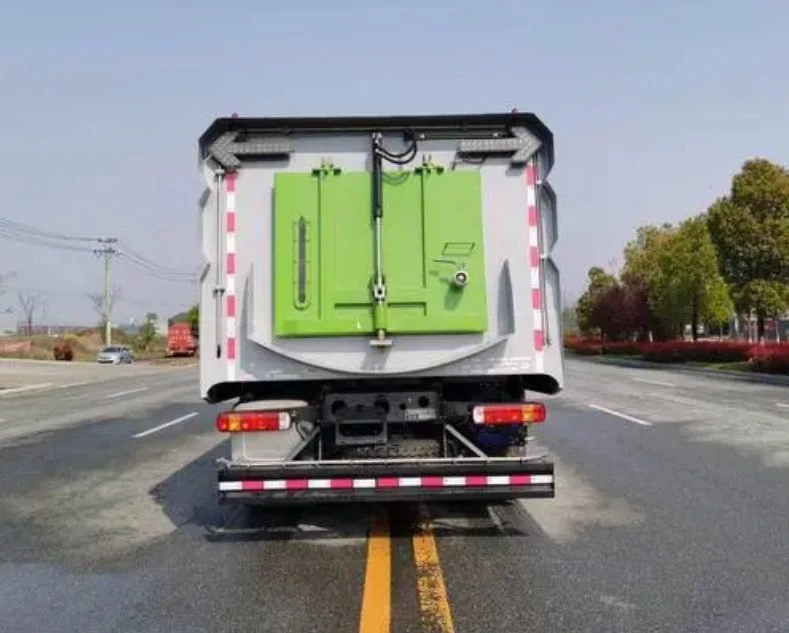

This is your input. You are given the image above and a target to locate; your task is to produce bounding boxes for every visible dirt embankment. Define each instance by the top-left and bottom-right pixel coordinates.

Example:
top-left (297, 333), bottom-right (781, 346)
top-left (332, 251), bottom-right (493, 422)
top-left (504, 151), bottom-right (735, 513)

top-left (0, 328), bottom-right (188, 363)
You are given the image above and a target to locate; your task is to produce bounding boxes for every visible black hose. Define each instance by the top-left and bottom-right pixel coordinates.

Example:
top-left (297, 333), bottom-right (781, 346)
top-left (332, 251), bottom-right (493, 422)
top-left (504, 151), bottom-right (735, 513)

top-left (378, 129), bottom-right (417, 158)
top-left (375, 129), bottom-right (418, 165)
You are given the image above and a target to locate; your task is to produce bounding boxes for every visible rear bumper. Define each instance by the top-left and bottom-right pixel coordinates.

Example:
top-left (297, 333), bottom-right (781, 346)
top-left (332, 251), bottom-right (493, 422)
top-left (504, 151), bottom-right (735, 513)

top-left (217, 458), bottom-right (555, 505)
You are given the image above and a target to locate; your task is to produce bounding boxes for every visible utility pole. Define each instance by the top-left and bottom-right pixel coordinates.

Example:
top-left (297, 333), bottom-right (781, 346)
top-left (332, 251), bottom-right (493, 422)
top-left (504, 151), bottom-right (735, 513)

top-left (94, 238), bottom-right (117, 346)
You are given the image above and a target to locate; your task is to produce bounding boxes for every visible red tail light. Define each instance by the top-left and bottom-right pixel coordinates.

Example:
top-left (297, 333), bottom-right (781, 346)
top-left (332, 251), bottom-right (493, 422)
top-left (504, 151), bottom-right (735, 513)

top-left (216, 411), bottom-right (291, 432)
top-left (472, 403), bottom-right (546, 425)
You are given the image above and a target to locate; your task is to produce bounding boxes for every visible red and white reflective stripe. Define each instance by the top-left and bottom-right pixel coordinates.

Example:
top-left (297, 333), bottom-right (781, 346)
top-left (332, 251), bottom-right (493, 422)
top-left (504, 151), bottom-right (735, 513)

top-left (218, 473), bottom-right (553, 492)
top-left (225, 172), bottom-right (237, 381)
top-left (525, 159), bottom-right (544, 373)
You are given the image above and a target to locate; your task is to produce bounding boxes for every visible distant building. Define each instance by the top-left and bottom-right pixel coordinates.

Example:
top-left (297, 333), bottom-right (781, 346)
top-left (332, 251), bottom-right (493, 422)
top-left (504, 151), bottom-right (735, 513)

top-left (732, 313), bottom-right (789, 342)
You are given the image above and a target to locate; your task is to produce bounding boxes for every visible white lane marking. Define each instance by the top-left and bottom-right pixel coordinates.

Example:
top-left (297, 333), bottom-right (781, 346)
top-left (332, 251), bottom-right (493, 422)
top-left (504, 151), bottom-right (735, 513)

top-left (132, 412), bottom-right (199, 439)
top-left (589, 404), bottom-right (653, 427)
top-left (631, 376), bottom-right (675, 388)
top-left (53, 381), bottom-right (92, 390)
top-left (0, 383), bottom-right (53, 397)
top-left (106, 387), bottom-right (149, 399)
top-left (777, 403), bottom-right (789, 409)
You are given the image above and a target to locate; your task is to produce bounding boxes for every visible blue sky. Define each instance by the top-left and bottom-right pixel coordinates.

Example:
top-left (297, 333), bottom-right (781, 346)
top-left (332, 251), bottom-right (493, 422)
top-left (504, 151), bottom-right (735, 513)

top-left (1, 0), bottom-right (788, 326)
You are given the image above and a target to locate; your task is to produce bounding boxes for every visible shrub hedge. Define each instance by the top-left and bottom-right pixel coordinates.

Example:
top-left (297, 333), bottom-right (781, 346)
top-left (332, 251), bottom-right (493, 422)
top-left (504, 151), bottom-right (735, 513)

top-left (564, 335), bottom-right (789, 374)
top-left (748, 345), bottom-right (789, 374)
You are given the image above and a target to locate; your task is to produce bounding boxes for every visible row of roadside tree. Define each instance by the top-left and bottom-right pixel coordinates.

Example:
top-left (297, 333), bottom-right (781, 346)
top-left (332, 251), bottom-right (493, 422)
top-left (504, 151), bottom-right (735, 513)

top-left (574, 158), bottom-right (789, 343)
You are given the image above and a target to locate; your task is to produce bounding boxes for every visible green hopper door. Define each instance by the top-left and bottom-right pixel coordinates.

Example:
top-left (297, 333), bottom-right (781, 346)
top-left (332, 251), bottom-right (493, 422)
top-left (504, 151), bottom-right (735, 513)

top-left (273, 166), bottom-right (488, 338)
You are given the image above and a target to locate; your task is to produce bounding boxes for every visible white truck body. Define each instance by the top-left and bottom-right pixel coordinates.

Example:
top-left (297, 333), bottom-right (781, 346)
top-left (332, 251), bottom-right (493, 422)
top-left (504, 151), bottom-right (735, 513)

top-left (197, 113), bottom-right (560, 505)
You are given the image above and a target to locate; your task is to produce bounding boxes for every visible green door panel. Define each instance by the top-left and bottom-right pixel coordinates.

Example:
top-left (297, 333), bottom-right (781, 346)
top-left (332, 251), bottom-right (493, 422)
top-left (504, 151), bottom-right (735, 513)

top-left (273, 168), bottom-right (488, 338)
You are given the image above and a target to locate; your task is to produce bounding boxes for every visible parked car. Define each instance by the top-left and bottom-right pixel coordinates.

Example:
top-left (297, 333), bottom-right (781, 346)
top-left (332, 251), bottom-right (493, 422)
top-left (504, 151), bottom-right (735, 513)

top-left (96, 346), bottom-right (133, 364)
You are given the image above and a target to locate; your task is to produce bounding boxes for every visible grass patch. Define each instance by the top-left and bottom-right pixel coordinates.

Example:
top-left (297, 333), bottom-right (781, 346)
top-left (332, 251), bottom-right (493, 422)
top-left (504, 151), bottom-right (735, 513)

top-left (691, 361), bottom-right (753, 371)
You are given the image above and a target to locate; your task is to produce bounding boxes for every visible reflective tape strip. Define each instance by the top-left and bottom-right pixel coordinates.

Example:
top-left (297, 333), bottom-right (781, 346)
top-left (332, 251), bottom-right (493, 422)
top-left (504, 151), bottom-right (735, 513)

top-left (218, 481), bottom-right (243, 491)
top-left (525, 159), bottom-right (545, 370)
top-left (257, 480), bottom-right (285, 490)
top-left (353, 478), bottom-right (377, 489)
top-left (226, 316), bottom-right (236, 339)
top-left (218, 474), bottom-right (553, 493)
top-left (224, 172), bottom-right (238, 377)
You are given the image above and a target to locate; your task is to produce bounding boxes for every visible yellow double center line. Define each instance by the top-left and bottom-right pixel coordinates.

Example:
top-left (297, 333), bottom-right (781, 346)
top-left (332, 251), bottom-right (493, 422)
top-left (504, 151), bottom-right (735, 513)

top-left (412, 505), bottom-right (455, 632)
top-left (359, 505), bottom-right (455, 633)
top-left (359, 508), bottom-right (392, 633)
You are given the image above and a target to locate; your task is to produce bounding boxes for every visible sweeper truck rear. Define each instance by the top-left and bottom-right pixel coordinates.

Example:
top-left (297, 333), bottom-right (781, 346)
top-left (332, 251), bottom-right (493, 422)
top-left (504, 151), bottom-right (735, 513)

top-left (197, 112), bottom-right (562, 505)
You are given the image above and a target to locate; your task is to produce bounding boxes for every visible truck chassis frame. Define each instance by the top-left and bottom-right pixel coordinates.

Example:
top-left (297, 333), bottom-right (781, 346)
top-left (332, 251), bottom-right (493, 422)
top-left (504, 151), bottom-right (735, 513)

top-left (217, 418), bottom-right (554, 506)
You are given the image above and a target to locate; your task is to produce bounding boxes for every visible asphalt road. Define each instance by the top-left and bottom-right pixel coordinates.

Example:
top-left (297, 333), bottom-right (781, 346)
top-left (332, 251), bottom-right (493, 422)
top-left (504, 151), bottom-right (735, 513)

top-left (0, 357), bottom-right (179, 390)
top-left (1, 357), bottom-right (788, 632)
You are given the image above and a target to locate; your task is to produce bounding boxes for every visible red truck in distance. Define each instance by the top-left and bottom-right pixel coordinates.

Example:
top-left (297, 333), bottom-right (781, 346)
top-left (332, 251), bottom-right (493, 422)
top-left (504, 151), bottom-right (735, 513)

top-left (166, 322), bottom-right (197, 357)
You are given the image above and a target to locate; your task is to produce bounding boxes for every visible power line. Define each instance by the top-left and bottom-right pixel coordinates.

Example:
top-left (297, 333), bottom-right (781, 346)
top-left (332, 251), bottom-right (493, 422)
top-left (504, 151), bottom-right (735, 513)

top-left (116, 253), bottom-right (198, 284)
top-left (0, 217), bottom-right (199, 281)
top-left (0, 228), bottom-right (95, 253)
top-left (116, 240), bottom-right (197, 277)
top-left (0, 218), bottom-right (100, 243)
top-left (116, 253), bottom-right (198, 281)
top-left (0, 217), bottom-right (199, 338)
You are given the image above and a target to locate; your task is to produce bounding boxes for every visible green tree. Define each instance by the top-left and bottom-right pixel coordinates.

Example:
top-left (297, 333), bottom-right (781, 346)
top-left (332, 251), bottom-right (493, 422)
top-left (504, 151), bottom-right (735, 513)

top-left (187, 304), bottom-right (199, 338)
top-left (620, 223), bottom-right (677, 340)
top-left (736, 280), bottom-right (789, 327)
top-left (620, 223), bottom-right (675, 288)
top-left (704, 277), bottom-right (735, 334)
top-left (651, 216), bottom-right (733, 340)
top-left (576, 267), bottom-right (617, 337)
top-left (137, 312), bottom-right (159, 351)
top-left (562, 304), bottom-right (578, 336)
top-left (707, 159), bottom-right (789, 340)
